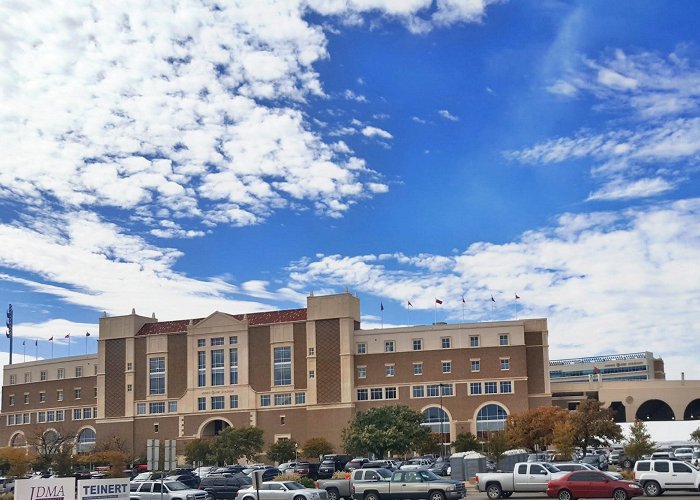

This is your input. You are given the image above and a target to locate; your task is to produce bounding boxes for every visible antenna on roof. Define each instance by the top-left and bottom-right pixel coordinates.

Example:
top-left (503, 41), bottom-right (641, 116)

top-left (344, 286), bottom-right (349, 293)
top-left (131, 308), bottom-right (136, 315)
top-left (309, 291), bottom-right (314, 297)
top-left (152, 313), bottom-right (156, 319)
top-left (102, 311), bottom-right (107, 318)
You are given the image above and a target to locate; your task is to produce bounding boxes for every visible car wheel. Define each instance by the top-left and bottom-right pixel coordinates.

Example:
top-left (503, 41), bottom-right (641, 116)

top-left (364, 493), bottom-right (380, 500)
top-left (429, 491), bottom-right (445, 500)
top-left (644, 481), bottom-right (661, 497)
top-left (621, 459), bottom-right (633, 469)
top-left (501, 492), bottom-right (513, 498)
top-left (558, 489), bottom-right (572, 500)
top-left (326, 488), bottom-right (340, 500)
top-left (613, 488), bottom-right (629, 500)
top-left (486, 484), bottom-right (503, 500)
top-left (294, 496), bottom-right (306, 500)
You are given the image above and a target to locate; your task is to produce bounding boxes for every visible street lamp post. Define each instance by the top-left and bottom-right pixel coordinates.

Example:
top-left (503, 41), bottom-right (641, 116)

top-left (439, 383), bottom-right (446, 460)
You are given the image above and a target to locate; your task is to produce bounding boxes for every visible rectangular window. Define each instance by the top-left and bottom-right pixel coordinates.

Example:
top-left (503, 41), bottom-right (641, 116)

top-left (74, 388), bottom-right (81, 399)
top-left (57, 368), bottom-right (65, 379)
top-left (441, 337), bottom-right (451, 349)
top-left (385, 364), bottom-right (395, 377)
top-left (9, 375), bottom-right (16, 385)
top-left (500, 381), bottom-right (512, 393)
top-left (230, 395), bottom-right (239, 409)
top-left (149, 402), bottom-right (165, 414)
top-left (168, 401), bottom-right (177, 413)
top-left (211, 349), bottom-right (224, 386)
top-left (412, 385), bottom-right (425, 398)
top-left (309, 370), bottom-right (315, 379)
top-left (442, 384), bottom-right (454, 396)
top-left (384, 341), bottom-right (395, 352)
top-left (40, 370), bottom-right (47, 381)
top-left (470, 382), bottom-right (482, 395)
top-left (149, 357), bottom-right (165, 395)
top-left (385, 387), bottom-right (397, 399)
top-left (8, 395), bottom-right (14, 406)
top-left (427, 384), bottom-right (440, 397)
top-left (75, 366), bottom-right (83, 377)
top-left (469, 335), bottom-right (479, 347)
top-left (413, 339), bottom-right (423, 351)
top-left (471, 359), bottom-right (480, 372)
top-left (442, 361), bottom-right (452, 374)
top-left (357, 389), bottom-right (368, 401)
top-left (211, 396), bottom-right (224, 410)
top-left (39, 392), bottom-right (46, 403)
top-left (75, 408), bottom-right (83, 419)
top-left (198, 351), bottom-right (206, 387)
top-left (274, 393), bottom-right (292, 406)
top-left (211, 337), bottom-right (224, 346)
top-left (197, 397), bottom-right (206, 411)
top-left (308, 347), bottom-right (315, 356)
top-left (38, 411), bottom-right (46, 423)
top-left (500, 358), bottom-right (510, 371)
top-left (485, 381), bottom-right (498, 394)
top-left (127, 384), bottom-right (132, 392)
top-left (358, 366), bottom-right (366, 379)
top-left (197, 339), bottom-right (206, 347)
top-left (229, 348), bottom-right (239, 385)
top-left (83, 407), bottom-right (92, 419)
top-left (56, 410), bottom-right (64, 421)
top-left (127, 362), bottom-right (133, 371)
top-left (413, 362), bottom-right (423, 375)
top-left (7, 415), bottom-right (14, 426)
top-left (295, 392), bottom-right (305, 404)
top-left (357, 342), bottom-right (366, 354)
top-left (273, 346), bottom-right (292, 386)
top-left (47, 410), bottom-right (55, 422)
top-left (24, 393), bottom-right (29, 404)
top-left (370, 388), bottom-right (383, 400)
top-left (24, 372), bottom-right (31, 383)
top-left (23, 413), bottom-right (30, 424)
top-left (499, 334), bottom-right (509, 346)
top-left (260, 395), bottom-right (271, 407)
top-left (229, 336), bottom-right (238, 345)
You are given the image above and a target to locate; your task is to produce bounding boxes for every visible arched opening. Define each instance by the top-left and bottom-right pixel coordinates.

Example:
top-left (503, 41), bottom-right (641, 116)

top-left (476, 403), bottom-right (508, 439)
top-left (10, 432), bottom-right (26, 447)
top-left (76, 428), bottom-right (96, 453)
top-left (684, 399), bottom-right (700, 420)
top-left (43, 430), bottom-right (59, 446)
top-left (609, 401), bottom-right (626, 423)
top-left (422, 407), bottom-right (450, 444)
top-left (636, 399), bottom-right (675, 421)
top-left (200, 419), bottom-right (230, 437)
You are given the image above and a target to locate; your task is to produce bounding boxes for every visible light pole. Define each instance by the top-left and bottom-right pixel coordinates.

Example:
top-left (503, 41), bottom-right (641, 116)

top-left (439, 383), bottom-right (446, 460)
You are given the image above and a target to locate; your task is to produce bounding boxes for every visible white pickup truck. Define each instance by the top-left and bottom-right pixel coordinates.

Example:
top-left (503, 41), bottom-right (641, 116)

top-left (476, 462), bottom-right (566, 499)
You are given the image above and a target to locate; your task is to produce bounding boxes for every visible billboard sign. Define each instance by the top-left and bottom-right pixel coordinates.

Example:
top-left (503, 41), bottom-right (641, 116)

top-left (77, 478), bottom-right (130, 500)
top-left (15, 477), bottom-right (76, 500)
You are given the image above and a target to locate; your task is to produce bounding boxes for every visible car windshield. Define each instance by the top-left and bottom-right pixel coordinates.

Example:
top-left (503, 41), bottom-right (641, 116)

top-left (322, 460), bottom-right (335, 465)
top-left (542, 463), bottom-right (560, 473)
top-left (418, 471), bottom-right (442, 481)
top-left (165, 481), bottom-right (189, 491)
top-left (376, 469), bottom-right (392, 478)
top-left (282, 482), bottom-right (305, 490)
top-left (581, 456), bottom-right (599, 463)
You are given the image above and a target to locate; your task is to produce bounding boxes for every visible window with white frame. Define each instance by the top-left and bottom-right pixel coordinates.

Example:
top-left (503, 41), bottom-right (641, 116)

top-left (441, 337), bottom-right (451, 348)
top-left (260, 395), bottom-right (271, 407)
top-left (149, 402), bottom-right (165, 414)
top-left (499, 334), bottom-right (509, 346)
top-left (197, 351), bottom-right (206, 387)
top-left (385, 364), bottom-right (395, 377)
top-left (211, 349), bottom-right (224, 386)
top-left (385, 387), bottom-right (397, 399)
top-left (168, 401), bottom-right (177, 413)
top-left (229, 348), bottom-right (239, 384)
top-left (24, 372), bottom-right (31, 383)
top-left (357, 389), bottom-right (368, 400)
top-left (412, 385), bottom-right (424, 398)
top-left (274, 393), bottom-right (292, 406)
top-left (384, 340), bottom-right (395, 352)
top-left (471, 359), bottom-right (480, 372)
top-left (500, 358), bottom-right (510, 371)
top-left (500, 381), bottom-right (513, 393)
top-left (370, 388), bottom-right (383, 400)
top-left (197, 397), bottom-right (206, 411)
top-left (357, 342), bottom-right (366, 354)
top-left (39, 392), bottom-right (46, 403)
top-left (197, 339), bottom-right (206, 347)
top-left (413, 339), bottom-right (423, 350)
top-left (440, 383), bottom-right (454, 396)
top-left (9, 374), bottom-right (16, 385)
top-left (357, 366), bottom-right (366, 379)
top-left (74, 388), bottom-right (81, 399)
top-left (485, 381), bottom-right (498, 394)
top-left (427, 384), bottom-right (440, 397)
top-left (40, 370), bottom-right (47, 381)
top-left (308, 347), bottom-right (315, 356)
top-left (211, 337), bottom-right (224, 346)
top-left (309, 370), bottom-right (315, 379)
top-left (230, 395), bottom-right (239, 408)
top-left (413, 362), bottom-right (423, 375)
top-left (295, 392), bottom-right (305, 404)
top-left (23, 393), bottom-right (29, 404)
top-left (38, 411), bottom-right (46, 423)
top-left (149, 357), bottom-right (165, 395)
top-left (273, 346), bottom-right (292, 386)
top-left (57, 368), bottom-right (64, 380)
top-left (229, 336), bottom-right (238, 344)
top-left (75, 366), bottom-right (83, 377)
top-left (469, 335), bottom-right (479, 347)
top-left (470, 382), bottom-right (482, 395)
top-left (47, 410), bottom-right (56, 422)
top-left (211, 396), bottom-right (224, 409)
top-left (136, 403), bottom-right (146, 415)
top-left (8, 395), bottom-right (14, 406)
top-left (56, 410), bottom-right (64, 421)
top-left (442, 361), bottom-right (452, 373)
top-left (22, 413), bottom-right (30, 424)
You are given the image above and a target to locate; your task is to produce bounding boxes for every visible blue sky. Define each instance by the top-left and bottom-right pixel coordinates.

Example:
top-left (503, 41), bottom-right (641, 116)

top-left (1, 0), bottom-right (700, 377)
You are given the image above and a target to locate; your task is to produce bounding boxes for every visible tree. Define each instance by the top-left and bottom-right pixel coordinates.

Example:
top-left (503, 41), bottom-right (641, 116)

top-left (624, 420), bottom-right (655, 460)
top-left (569, 399), bottom-right (622, 454)
top-left (342, 405), bottom-right (430, 459)
top-left (185, 438), bottom-right (215, 466)
top-left (452, 432), bottom-right (480, 453)
top-left (0, 447), bottom-right (33, 477)
top-left (214, 427), bottom-right (264, 463)
top-left (691, 427), bottom-right (700, 444)
top-left (267, 439), bottom-right (299, 464)
top-left (301, 437), bottom-right (334, 460)
top-left (27, 427), bottom-right (75, 473)
top-left (504, 406), bottom-right (569, 451)
top-left (484, 431), bottom-right (510, 470)
top-left (550, 420), bottom-right (576, 461)
top-left (415, 433), bottom-right (441, 456)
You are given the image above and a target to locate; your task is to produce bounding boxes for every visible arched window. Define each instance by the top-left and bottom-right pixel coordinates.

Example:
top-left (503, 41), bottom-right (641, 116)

top-left (476, 404), bottom-right (508, 439)
top-left (10, 432), bottom-right (26, 447)
top-left (76, 428), bottom-right (96, 453)
top-left (422, 407), bottom-right (450, 433)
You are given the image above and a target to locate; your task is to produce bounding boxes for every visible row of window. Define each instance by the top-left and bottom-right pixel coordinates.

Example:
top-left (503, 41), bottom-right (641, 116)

top-left (8, 365), bottom-right (95, 385)
top-left (357, 334), bottom-right (510, 354)
top-left (356, 380), bottom-right (514, 401)
top-left (197, 348), bottom-right (239, 387)
top-left (357, 387), bottom-right (397, 400)
top-left (549, 364), bottom-right (648, 378)
top-left (6, 407), bottom-right (97, 426)
top-left (136, 401), bottom-right (178, 415)
top-left (8, 387), bottom-right (95, 406)
top-left (260, 392), bottom-right (306, 407)
top-left (358, 358), bottom-right (510, 379)
top-left (469, 381), bottom-right (513, 395)
top-left (196, 395), bottom-right (240, 411)
top-left (196, 336), bottom-right (238, 347)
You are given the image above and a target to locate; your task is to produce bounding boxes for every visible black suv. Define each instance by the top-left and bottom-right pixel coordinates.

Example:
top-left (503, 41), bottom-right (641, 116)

top-left (318, 455), bottom-right (352, 479)
top-left (294, 462), bottom-right (320, 480)
top-left (199, 474), bottom-right (252, 500)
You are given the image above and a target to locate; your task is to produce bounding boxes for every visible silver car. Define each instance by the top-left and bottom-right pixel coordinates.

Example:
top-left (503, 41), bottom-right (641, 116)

top-left (236, 481), bottom-right (328, 500)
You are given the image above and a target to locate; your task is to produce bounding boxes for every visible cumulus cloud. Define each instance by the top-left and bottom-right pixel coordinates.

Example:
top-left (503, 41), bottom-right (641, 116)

top-left (362, 126), bottom-right (394, 140)
top-left (288, 199), bottom-right (700, 378)
top-left (438, 109), bottom-right (460, 121)
top-left (587, 177), bottom-right (675, 201)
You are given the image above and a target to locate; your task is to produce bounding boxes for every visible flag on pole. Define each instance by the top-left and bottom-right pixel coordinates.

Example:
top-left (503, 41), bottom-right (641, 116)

top-left (491, 295), bottom-right (495, 302)
top-left (515, 293), bottom-right (520, 300)
top-left (48, 336), bottom-right (53, 341)
top-left (86, 331), bottom-right (91, 337)
top-left (35, 339), bottom-right (38, 347)
top-left (435, 298), bottom-right (443, 305)
top-left (380, 302), bottom-right (384, 311)
top-left (461, 295), bottom-right (465, 303)
top-left (22, 340), bottom-right (25, 346)
top-left (64, 333), bottom-right (70, 339)
top-left (407, 300), bottom-right (413, 307)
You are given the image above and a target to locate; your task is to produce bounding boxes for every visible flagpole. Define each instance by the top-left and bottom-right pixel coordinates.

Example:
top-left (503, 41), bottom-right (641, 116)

top-left (85, 333), bottom-right (89, 355)
top-left (23, 341), bottom-right (26, 363)
top-left (461, 295), bottom-right (465, 322)
top-left (51, 338), bottom-right (54, 359)
top-left (67, 334), bottom-right (70, 356)
top-left (434, 302), bottom-right (437, 325)
top-left (35, 339), bottom-right (38, 359)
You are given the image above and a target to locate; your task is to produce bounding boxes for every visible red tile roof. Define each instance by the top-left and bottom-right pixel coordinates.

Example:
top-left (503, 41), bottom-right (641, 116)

top-left (135, 308), bottom-right (307, 336)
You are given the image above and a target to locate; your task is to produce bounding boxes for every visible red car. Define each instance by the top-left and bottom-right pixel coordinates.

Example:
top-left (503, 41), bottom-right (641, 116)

top-left (546, 470), bottom-right (643, 500)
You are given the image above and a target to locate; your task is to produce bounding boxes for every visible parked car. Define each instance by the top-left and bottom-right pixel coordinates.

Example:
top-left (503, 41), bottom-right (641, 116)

top-left (362, 460), bottom-right (398, 471)
top-left (132, 471), bottom-right (166, 481)
top-left (399, 458), bottom-right (433, 470)
top-left (428, 459), bottom-right (450, 476)
top-left (580, 454), bottom-right (608, 471)
top-left (279, 462), bottom-right (299, 473)
top-left (351, 469), bottom-right (466, 500)
top-left (546, 470), bottom-right (643, 500)
top-left (344, 459), bottom-right (369, 472)
top-left (633, 458), bottom-right (700, 496)
top-left (129, 480), bottom-right (208, 500)
top-left (166, 473), bottom-right (201, 489)
top-left (194, 466), bottom-right (217, 478)
top-left (295, 462), bottom-right (321, 480)
top-left (199, 474), bottom-right (252, 500)
top-left (235, 481), bottom-right (328, 500)
top-left (476, 462), bottom-right (566, 499)
top-left (317, 467), bottom-right (392, 500)
top-left (213, 466), bottom-right (247, 475)
top-left (692, 450), bottom-right (700, 468)
top-left (0, 477), bottom-right (14, 493)
top-left (650, 452), bottom-right (672, 460)
top-left (318, 455), bottom-right (352, 479)
top-left (555, 463), bottom-right (623, 480)
top-left (673, 447), bottom-right (694, 461)
top-left (608, 452), bottom-right (620, 465)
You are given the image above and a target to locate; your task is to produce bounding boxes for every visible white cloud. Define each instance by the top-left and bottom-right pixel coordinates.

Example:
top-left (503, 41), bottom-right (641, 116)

top-left (287, 199), bottom-right (700, 378)
top-left (343, 89), bottom-right (368, 102)
top-left (362, 126), bottom-right (394, 140)
top-left (547, 80), bottom-right (579, 97)
top-left (412, 116), bottom-right (427, 124)
top-left (438, 109), bottom-right (459, 121)
top-left (587, 178), bottom-right (675, 201)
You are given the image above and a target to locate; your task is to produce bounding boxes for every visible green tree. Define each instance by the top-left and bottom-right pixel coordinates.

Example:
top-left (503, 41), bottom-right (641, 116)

top-left (504, 406), bottom-right (569, 451)
top-left (691, 427), bottom-right (700, 444)
top-left (484, 431), bottom-right (510, 470)
top-left (451, 432), bottom-right (480, 452)
top-left (267, 439), bottom-right (299, 464)
top-left (570, 399), bottom-right (622, 454)
top-left (185, 439), bottom-right (215, 466)
top-left (416, 432), bottom-right (441, 456)
top-left (214, 427), bottom-right (264, 463)
top-left (624, 420), bottom-right (655, 461)
top-left (342, 405), bottom-right (429, 459)
top-left (302, 437), bottom-right (334, 460)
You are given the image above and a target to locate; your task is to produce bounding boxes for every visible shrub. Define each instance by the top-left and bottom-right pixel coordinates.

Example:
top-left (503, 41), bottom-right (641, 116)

top-left (332, 471), bottom-right (348, 479)
top-left (273, 472), bottom-right (302, 482)
top-left (297, 476), bottom-right (316, 488)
